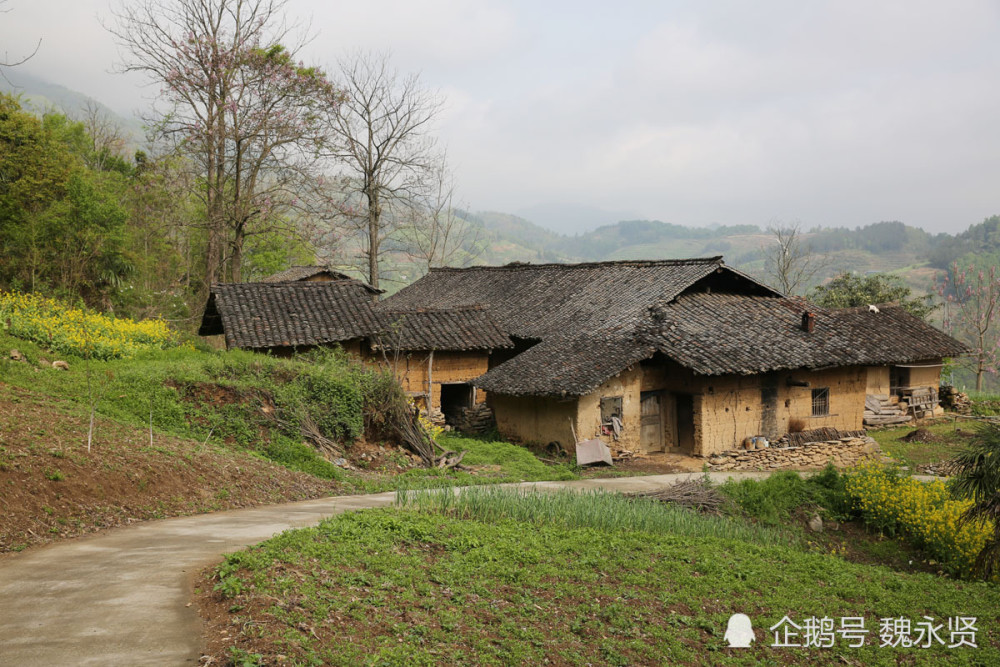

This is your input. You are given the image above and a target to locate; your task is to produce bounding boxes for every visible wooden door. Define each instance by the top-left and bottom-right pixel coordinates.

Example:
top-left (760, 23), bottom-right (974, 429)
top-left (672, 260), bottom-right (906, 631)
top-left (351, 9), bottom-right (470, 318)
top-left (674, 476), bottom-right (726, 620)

top-left (640, 392), bottom-right (664, 452)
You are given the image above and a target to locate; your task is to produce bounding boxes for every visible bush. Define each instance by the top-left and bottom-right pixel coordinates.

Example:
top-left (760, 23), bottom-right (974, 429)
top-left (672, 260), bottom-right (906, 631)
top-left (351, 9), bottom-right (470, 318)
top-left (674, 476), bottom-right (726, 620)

top-left (845, 461), bottom-right (993, 579)
top-left (719, 466), bottom-right (849, 525)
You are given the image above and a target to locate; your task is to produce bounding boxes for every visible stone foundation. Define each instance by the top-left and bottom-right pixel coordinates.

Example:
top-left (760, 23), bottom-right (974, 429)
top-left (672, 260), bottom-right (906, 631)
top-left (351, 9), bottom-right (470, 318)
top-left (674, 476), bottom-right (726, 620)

top-left (706, 436), bottom-right (881, 471)
top-left (453, 404), bottom-right (496, 434)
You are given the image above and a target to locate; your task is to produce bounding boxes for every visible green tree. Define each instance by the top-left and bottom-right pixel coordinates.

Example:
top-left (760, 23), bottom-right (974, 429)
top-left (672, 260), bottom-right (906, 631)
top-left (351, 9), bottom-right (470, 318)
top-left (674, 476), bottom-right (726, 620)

top-left (0, 95), bottom-right (132, 305)
top-left (809, 272), bottom-right (934, 319)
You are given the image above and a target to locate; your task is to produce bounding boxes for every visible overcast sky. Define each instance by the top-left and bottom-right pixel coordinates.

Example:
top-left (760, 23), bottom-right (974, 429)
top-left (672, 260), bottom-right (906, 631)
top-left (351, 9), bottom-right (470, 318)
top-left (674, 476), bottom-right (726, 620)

top-left (3, 0), bottom-right (1000, 234)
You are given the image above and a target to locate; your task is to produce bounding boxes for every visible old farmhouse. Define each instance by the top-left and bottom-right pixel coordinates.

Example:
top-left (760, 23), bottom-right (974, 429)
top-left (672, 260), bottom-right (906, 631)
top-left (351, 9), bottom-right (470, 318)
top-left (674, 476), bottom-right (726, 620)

top-left (384, 257), bottom-right (966, 456)
top-left (198, 279), bottom-right (511, 420)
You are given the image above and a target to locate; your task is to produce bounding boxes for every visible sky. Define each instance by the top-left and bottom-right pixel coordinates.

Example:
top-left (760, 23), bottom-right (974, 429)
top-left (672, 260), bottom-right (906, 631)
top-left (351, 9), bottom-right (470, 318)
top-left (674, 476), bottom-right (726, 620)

top-left (2, 0), bottom-right (1000, 234)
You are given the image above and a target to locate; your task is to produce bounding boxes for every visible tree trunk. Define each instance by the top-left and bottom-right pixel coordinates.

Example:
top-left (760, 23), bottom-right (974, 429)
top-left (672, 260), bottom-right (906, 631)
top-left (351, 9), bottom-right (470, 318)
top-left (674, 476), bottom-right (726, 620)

top-left (231, 220), bottom-right (244, 283)
top-left (367, 186), bottom-right (381, 290)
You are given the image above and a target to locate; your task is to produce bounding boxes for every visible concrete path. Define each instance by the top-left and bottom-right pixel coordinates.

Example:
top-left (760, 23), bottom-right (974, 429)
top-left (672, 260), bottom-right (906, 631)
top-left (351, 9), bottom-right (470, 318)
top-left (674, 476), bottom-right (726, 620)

top-left (0, 471), bottom-right (936, 666)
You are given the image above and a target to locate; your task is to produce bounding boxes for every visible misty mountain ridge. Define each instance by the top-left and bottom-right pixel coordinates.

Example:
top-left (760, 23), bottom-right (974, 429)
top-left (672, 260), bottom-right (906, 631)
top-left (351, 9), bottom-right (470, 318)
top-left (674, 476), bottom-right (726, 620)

top-left (0, 69), bottom-right (144, 142)
top-left (7, 72), bottom-right (998, 295)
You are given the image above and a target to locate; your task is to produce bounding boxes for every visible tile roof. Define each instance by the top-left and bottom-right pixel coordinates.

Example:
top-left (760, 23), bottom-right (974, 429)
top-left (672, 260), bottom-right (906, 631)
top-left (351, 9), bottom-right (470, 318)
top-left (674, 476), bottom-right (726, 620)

top-left (373, 306), bottom-right (512, 351)
top-left (641, 294), bottom-right (969, 377)
top-left (261, 265), bottom-right (356, 283)
top-left (384, 257), bottom-right (751, 339)
top-left (198, 280), bottom-right (382, 349)
top-left (472, 330), bottom-right (655, 397)
top-left (198, 283), bottom-right (512, 352)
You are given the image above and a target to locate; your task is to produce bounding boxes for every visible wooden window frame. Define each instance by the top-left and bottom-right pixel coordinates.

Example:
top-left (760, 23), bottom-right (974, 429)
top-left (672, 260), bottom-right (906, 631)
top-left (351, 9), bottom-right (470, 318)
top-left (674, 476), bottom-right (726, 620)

top-left (811, 387), bottom-right (830, 416)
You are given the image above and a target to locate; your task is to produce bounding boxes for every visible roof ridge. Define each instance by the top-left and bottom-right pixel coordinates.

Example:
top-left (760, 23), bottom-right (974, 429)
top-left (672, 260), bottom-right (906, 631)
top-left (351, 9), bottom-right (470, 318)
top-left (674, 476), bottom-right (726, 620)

top-left (427, 256), bottom-right (724, 273)
top-left (211, 279), bottom-right (384, 294)
top-left (378, 304), bottom-right (487, 313)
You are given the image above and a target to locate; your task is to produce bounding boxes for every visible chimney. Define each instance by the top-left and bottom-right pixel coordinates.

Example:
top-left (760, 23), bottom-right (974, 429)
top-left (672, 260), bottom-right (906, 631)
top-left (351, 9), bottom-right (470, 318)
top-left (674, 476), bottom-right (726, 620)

top-left (801, 311), bottom-right (815, 333)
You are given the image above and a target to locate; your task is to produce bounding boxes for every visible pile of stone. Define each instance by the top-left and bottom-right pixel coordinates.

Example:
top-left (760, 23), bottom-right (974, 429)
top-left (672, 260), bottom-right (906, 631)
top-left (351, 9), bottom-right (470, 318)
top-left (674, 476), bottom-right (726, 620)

top-left (706, 436), bottom-right (881, 471)
top-left (917, 459), bottom-right (962, 477)
top-left (424, 407), bottom-right (446, 426)
top-left (864, 393), bottom-right (913, 426)
top-left (9, 349), bottom-right (68, 370)
top-left (452, 404), bottom-right (496, 434)
top-left (939, 385), bottom-right (972, 415)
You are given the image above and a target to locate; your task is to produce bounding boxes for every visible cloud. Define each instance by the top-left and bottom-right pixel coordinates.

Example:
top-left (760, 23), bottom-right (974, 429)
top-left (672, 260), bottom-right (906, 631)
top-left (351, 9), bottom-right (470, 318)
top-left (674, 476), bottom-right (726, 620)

top-left (4, 0), bottom-right (1000, 232)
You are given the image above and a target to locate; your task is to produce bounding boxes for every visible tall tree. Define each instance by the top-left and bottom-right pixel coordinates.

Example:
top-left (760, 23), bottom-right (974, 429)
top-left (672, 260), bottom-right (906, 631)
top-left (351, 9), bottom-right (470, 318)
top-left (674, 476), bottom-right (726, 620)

top-left (323, 51), bottom-right (442, 290)
top-left (762, 223), bottom-right (829, 295)
top-left (809, 272), bottom-right (934, 319)
top-left (109, 0), bottom-right (339, 288)
top-left (937, 263), bottom-right (1000, 392)
top-left (0, 96), bottom-right (132, 305)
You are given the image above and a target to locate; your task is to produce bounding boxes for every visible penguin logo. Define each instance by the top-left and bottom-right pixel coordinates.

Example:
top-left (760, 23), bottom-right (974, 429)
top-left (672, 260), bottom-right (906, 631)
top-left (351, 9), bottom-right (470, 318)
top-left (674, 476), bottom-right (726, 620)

top-left (724, 613), bottom-right (754, 648)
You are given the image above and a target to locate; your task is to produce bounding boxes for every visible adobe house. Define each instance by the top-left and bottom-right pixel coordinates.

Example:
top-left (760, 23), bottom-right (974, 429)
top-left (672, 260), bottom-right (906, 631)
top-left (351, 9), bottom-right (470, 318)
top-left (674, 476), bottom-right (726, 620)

top-left (384, 257), bottom-right (966, 456)
top-left (370, 306), bottom-right (511, 419)
top-left (197, 280), bottom-right (511, 423)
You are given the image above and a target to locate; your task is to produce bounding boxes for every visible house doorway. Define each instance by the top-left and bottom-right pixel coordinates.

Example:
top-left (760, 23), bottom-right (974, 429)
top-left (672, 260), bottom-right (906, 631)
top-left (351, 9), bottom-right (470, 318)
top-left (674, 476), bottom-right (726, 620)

top-left (760, 378), bottom-right (779, 439)
top-left (675, 393), bottom-right (695, 452)
top-left (440, 383), bottom-right (475, 425)
top-left (640, 391), bottom-right (664, 453)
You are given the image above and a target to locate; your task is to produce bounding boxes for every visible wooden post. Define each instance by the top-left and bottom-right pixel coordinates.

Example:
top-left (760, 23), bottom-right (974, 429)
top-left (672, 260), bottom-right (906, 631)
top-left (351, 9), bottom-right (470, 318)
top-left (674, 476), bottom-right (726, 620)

top-left (427, 350), bottom-right (434, 411)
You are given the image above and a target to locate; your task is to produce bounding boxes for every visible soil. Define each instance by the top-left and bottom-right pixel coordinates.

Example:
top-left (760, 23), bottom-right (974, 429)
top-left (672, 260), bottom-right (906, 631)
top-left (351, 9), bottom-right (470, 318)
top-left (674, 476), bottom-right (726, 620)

top-left (0, 383), bottom-right (344, 554)
top-left (581, 452), bottom-right (704, 477)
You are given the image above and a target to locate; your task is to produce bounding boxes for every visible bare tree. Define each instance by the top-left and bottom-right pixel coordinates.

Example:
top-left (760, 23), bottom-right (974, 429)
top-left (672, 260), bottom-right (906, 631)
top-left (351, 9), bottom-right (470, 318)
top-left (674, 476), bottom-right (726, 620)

top-left (0, 1), bottom-right (40, 78)
top-left (405, 156), bottom-right (483, 272)
top-left (109, 0), bottom-right (340, 287)
top-left (77, 101), bottom-right (130, 172)
top-left (762, 223), bottom-right (829, 295)
top-left (937, 263), bottom-right (1000, 392)
top-left (322, 51), bottom-right (442, 290)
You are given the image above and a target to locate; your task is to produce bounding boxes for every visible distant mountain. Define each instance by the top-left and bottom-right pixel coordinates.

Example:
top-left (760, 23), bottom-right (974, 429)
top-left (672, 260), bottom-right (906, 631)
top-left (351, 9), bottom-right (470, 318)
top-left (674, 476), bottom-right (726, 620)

top-left (465, 213), bottom-right (957, 296)
top-left (513, 202), bottom-right (642, 235)
top-left (0, 69), bottom-right (143, 142)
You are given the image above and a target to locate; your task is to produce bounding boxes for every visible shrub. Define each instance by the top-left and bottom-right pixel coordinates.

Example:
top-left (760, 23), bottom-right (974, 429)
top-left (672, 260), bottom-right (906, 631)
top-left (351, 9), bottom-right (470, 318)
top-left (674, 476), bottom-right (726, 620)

top-left (719, 466), bottom-right (850, 525)
top-left (845, 461), bottom-right (994, 579)
top-left (950, 423), bottom-right (1000, 578)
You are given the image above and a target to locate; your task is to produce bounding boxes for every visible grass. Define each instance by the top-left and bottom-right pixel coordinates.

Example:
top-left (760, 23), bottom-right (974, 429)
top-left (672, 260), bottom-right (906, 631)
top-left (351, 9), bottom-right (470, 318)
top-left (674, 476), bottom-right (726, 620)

top-left (719, 466), bottom-right (850, 525)
top-left (202, 490), bottom-right (1000, 666)
top-left (1, 332), bottom-right (578, 496)
top-left (869, 421), bottom-right (973, 467)
top-left (396, 484), bottom-right (797, 548)
top-left (355, 433), bottom-right (578, 493)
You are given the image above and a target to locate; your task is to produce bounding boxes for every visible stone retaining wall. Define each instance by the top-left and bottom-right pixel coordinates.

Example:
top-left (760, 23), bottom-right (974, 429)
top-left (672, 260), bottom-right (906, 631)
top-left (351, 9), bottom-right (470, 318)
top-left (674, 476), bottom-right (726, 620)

top-left (706, 436), bottom-right (881, 471)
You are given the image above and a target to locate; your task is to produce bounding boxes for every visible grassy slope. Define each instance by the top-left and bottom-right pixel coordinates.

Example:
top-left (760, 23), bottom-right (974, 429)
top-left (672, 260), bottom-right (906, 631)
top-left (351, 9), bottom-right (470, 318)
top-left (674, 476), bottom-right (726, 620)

top-left (0, 333), bottom-right (579, 551)
top-left (868, 421), bottom-right (976, 468)
top-left (0, 382), bottom-right (341, 553)
top-left (199, 491), bottom-right (1000, 666)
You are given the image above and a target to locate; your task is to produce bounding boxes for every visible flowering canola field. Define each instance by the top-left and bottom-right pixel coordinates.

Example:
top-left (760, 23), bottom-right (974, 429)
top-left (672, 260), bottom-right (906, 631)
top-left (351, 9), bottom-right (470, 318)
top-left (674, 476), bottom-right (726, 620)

top-left (846, 461), bottom-right (993, 579)
top-left (0, 291), bottom-right (179, 360)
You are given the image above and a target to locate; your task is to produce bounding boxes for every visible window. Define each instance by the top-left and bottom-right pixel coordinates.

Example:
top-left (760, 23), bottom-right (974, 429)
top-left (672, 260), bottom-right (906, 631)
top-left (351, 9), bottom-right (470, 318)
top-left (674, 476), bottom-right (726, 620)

top-left (600, 396), bottom-right (623, 423)
top-left (811, 388), bottom-right (829, 416)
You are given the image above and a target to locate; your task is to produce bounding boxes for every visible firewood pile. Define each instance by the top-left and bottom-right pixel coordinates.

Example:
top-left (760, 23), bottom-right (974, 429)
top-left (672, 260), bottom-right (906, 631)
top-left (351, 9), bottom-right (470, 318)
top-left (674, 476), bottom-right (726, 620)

top-left (612, 449), bottom-right (636, 462)
top-left (939, 385), bottom-right (972, 415)
top-left (631, 478), bottom-right (725, 514)
top-left (864, 394), bottom-right (913, 426)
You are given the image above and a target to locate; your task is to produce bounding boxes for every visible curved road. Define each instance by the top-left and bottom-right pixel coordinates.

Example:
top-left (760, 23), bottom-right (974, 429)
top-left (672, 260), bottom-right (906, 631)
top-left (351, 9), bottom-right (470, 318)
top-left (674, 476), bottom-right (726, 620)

top-left (0, 471), bottom-right (930, 666)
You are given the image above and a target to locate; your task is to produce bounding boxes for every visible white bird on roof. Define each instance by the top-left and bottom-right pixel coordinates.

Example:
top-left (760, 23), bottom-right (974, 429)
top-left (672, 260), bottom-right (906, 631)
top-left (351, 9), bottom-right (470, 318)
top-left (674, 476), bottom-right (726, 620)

top-left (868, 304), bottom-right (880, 313)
